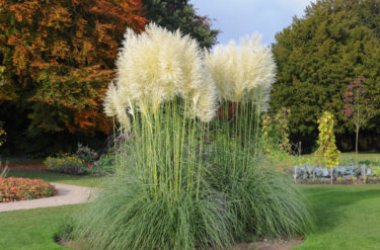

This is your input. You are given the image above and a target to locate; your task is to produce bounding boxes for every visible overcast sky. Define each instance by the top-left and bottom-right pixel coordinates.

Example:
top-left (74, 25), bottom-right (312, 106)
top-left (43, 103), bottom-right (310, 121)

top-left (190, 0), bottom-right (314, 45)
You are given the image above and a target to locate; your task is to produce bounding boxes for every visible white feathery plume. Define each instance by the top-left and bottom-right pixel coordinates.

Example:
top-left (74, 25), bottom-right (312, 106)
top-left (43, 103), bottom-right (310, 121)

top-left (205, 34), bottom-right (276, 105)
top-left (103, 82), bottom-right (118, 118)
top-left (104, 23), bottom-right (218, 129)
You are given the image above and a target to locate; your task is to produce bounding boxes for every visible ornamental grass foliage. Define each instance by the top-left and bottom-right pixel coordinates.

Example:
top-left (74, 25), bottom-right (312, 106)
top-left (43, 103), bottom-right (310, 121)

top-left (205, 36), bottom-right (311, 239)
top-left (73, 24), bottom-right (233, 250)
top-left (70, 25), bottom-right (312, 249)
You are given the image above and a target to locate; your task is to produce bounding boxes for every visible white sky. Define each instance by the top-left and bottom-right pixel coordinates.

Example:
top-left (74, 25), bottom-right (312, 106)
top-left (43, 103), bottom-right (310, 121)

top-left (190, 0), bottom-right (314, 45)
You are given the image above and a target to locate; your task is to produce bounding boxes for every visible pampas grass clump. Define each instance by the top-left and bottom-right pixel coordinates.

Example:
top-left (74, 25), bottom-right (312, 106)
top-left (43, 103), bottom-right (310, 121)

top-left (70, 27), bottom-right (311, 250)
top-left (205, 35), bottom-right (312, 239)
top-left (73, 24), bottom-right (233, 250)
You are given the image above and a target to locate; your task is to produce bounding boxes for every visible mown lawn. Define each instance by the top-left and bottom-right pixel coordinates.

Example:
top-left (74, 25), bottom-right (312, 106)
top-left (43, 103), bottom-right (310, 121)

top-left (296, 184), bottom-right (380, 250)
top-left (0, 205), bottom-right (80, 250)
top-left (276, 152), bottom-right (380, 172)
top-left (339, 153), bottom-right (380, 164)
top-left (2, 171), bottom-right (380, 249)
top-left (310, 152), bottom-right (380, 164)
top-left (1, 170), bottom-right (102, 250)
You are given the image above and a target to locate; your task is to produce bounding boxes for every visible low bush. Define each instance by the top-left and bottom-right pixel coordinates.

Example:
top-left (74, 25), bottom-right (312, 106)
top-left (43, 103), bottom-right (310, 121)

top-left (0, 127), bottom-right (6, 147)
top-left (44, 143), bottom-right (100, 175)
top-left (91, 154), bottom-right (115, 176)
top-left (0, 177), bottom-right (56, 202)
top-left (359, 160), bottom-right (380, 174)
top-left (44, 155), bottom-right (89, 175)
top-left (76, 143), bottom-right (98, 164)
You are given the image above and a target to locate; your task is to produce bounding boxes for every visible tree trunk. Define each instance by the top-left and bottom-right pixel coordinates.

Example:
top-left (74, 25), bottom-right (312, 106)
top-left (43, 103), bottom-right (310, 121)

top-left (355, 125), bottom-right (360, 154)
top-left (355, 125), bottom-right (366, 183)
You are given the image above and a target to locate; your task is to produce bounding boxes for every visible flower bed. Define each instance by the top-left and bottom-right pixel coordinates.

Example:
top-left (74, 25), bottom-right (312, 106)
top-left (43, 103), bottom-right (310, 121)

top-left (0, 177), bottom-right (57, 203)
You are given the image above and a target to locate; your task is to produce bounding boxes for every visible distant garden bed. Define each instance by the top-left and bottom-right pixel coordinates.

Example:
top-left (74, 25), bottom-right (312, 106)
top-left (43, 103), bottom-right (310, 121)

top-left (294, 160), bottom-right (380, 185)
top-left (44, 143), bottom-right (115, 176)
top-left (297, 176), bottom-right (380, 185)
top-left (0, 177), bottom-right (56, 203)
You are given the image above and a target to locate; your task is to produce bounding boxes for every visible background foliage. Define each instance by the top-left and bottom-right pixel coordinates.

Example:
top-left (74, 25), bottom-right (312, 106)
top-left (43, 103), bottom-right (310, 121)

top-left (143, 0), bottom-right (219, 48)
top-left (315, 111), bottom-right (340, 170)
top-left (271, 0), bottom-right (380, 152)
top-left (0, 0), bottom-right (147, 154)
top-left (0, 0), bottom-right (218, 155)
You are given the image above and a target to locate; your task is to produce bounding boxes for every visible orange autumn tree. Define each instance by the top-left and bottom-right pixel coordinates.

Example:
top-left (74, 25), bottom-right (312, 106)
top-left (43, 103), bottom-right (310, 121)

top-left (0, 0), bottom-right (146, 139)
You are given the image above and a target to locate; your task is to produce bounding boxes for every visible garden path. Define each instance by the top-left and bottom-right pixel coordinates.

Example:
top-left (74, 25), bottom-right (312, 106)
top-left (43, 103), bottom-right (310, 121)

top-left (0, 183), bottom-right (96, 212)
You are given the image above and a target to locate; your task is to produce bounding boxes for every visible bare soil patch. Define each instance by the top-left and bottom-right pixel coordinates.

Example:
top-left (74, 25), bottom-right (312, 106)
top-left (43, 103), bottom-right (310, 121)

top-left (60, 239), bottom-right (303, 250)
top-left (237, 239), bottom-right (302, 250)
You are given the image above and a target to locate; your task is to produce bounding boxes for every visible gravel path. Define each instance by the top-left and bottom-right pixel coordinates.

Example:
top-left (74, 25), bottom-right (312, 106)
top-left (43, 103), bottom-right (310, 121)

top-left (0, 183), bottom-right (96, 212)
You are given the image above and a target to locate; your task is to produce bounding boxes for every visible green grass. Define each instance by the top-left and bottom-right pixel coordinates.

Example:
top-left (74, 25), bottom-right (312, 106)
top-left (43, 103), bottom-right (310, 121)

top-left (296, 184), bottom-right (380, 250)
top-left (2, 164), bottom-right (380, 249)
top-left (339, 152), bottom-right (380, 164)
top-left (306, 152), bottom-right (380, 164)
top-left (3, 184), bottom-right (380, 249)
top-left (0, 205), bottom-right (81, 250)
top-left (277, 152), bottom-right (380, 171)
top-left (0, 169), bottom-right (102, 250)
top-left (7, 169), bottom-right (105, 187)
top-left (1, 157), bottom-right (44, 165)
top-left (2, 182), bottom-right (380, 249)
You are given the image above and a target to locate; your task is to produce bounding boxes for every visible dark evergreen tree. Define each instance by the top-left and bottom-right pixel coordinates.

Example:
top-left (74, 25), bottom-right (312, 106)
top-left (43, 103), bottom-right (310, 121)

top-left (271, 0), bottom-right (380, 151)
top-left (143, 0), bottom-right (219, 48)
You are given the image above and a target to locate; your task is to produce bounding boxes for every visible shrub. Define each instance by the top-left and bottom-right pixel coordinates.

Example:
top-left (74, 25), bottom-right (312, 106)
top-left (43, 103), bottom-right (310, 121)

top-left (0, 127), bottom-right (6, 147)
top-left (76, 143), bottom-right (98, 164)
top-left (260, 108), bottom-right (292, 158)
top-left (315, 111), bottom-right (340, 184)
top-left (359, 160), bottom-right (380, 167)
top-left (91, 153), bottom-right (116, 176)
top-left (0, 177), bottom-right (56, 202)
top-left (44, 155), bottom-right (88, 175)
top-left (261, 113), bottom-right (274, 154)
top-left (315, 111), bottom-right (340, 168)
top-left (44, 143), bottom-right (99, 175)
top-left (274, 108), bottom-right (292, 154)
top-left (372, 167), bottom-right (380, 176)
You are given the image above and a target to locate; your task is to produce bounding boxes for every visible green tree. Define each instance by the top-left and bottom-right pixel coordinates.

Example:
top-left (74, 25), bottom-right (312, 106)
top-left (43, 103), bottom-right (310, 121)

top-left (261, 108), bottom-right (291, 155)
top-left (343, 76), bottom-right (377, 153)
top-left (143, 0), bottom-right (219, 48)
top-left (271, 0), bottom-right (380, 150)
top-left (275, 107), bottom-right (292, 153)
top-left (261, 113), bottom-right (273, 155)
